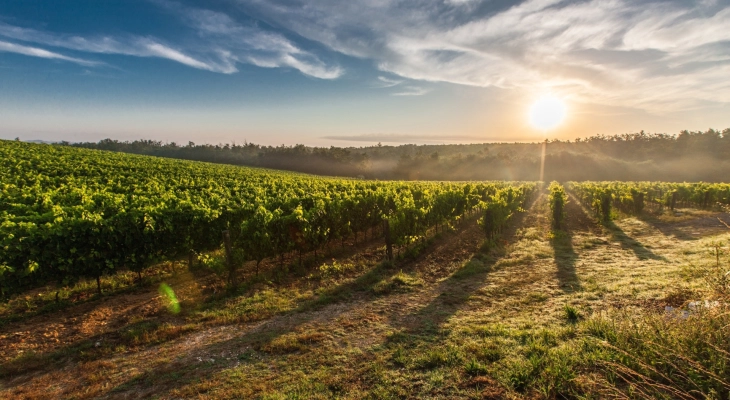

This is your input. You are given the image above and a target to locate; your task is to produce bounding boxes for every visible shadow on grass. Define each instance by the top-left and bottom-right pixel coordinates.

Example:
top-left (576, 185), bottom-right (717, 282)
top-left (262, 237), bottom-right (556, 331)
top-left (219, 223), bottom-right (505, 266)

top-left (0, 272), bottom-right (168, 329)
top-left (297, 215), bottom-right (487, 313)
top-left (106, 304), bottom-right (361, 397)
top-left (638, 212), bottom-right (730, 242)
top-left (549, 194), bottom-right (600, 292)
top-left (101, 219), bottom-right (483, 397)
top-left (0, 236), bottom-right (396, 388)
top-left (550, 230), bottom-right (581, 292)
top-left (0, 213), bottom-right (495, 397)
top-left (605, 221), bottom-right (668, 261)
top-left (399, 253), bottom-right (500, 338)
top-left (395, 194), bottom-right (540, 338)
top-left (0, 284), bottom-right (360, 397)
top-left (0, 310), bottom-right (198, 380)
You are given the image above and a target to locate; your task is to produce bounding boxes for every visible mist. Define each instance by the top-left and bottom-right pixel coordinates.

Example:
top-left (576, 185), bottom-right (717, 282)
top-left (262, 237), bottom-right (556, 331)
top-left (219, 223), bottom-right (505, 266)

top-left (69, 128), bottom-right (730, 182)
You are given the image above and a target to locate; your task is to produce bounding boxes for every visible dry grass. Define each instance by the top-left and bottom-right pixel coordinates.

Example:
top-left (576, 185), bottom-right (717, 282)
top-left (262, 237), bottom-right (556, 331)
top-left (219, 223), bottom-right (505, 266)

top-left (1, 192), bottom-right (729, 399)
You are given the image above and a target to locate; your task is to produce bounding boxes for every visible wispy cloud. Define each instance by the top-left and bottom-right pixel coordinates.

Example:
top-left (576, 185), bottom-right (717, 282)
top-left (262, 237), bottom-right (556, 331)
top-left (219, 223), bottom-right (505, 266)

top-left (0, 40), bottom-right (100, 66)
top-left (372, 76), bottom-right (430, 96)
top-left (0, 1), bottom-right (343, 79)
top-left (154, 0), bottom-right (343, 79)
top-left (236, 0), bottom-right (730, 111)
top-left (374, 76), bottom-right (403, 88)
top-left (0, 22), bottom-right (237, 73)
top-left (392, 86), bottom-right (431, 96)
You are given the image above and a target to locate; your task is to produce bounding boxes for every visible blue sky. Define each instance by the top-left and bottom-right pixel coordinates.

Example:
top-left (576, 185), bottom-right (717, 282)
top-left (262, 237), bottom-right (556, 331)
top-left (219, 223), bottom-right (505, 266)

top-left (1, 0), bottom-right (729, 146)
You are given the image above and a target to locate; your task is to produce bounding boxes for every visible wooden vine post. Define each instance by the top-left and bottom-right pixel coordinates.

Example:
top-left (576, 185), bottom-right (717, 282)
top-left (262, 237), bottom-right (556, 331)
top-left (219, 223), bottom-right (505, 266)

top-left (384, 219), bottom-right (393, 261)
top-left (222, 230), bottom-right (236, 289)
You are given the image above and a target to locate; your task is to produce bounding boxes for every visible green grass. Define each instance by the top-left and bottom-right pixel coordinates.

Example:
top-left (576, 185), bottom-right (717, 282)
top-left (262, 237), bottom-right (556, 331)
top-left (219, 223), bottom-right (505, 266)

top-left (563, 304), bottom-right (581, 322)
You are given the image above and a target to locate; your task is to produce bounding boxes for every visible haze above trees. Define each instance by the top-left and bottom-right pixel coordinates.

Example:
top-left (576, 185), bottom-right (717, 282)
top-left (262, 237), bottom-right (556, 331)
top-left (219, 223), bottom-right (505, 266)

top-left (70, 129), bottom-right (730, 182)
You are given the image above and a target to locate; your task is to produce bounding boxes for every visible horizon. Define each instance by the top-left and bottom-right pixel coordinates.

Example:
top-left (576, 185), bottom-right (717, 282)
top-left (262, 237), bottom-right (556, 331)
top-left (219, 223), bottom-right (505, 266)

top-left (1, 0), bottom-right (729, 146)
top-left (16, 128), bottom-right (727, 150)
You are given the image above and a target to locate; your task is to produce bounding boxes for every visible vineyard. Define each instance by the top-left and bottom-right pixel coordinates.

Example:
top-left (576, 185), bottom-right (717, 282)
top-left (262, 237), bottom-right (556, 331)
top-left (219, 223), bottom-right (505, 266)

top-left (568, 181), bottom-right (730, 221)
top-left (0, 140), bottom-right (535, 296)
top-left (1, 141), bottom-right (729, 399)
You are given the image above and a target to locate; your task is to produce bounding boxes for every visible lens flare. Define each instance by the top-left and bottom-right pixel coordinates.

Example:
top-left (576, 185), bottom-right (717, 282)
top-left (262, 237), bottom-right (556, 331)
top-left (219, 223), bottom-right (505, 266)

top-left (159, 283), bottom-right (181, 314)
top-left (529, 95), bottom-right (566, 131)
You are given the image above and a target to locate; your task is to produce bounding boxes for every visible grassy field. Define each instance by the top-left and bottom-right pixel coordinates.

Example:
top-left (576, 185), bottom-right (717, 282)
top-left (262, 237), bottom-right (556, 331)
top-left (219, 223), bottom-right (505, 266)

top-left (1, 191), bottom-right (729, 399)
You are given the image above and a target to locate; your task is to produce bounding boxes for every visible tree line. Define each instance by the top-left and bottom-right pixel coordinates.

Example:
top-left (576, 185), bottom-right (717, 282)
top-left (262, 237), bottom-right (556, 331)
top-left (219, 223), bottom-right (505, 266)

top-left (67, 128), bottom-right (730, 182)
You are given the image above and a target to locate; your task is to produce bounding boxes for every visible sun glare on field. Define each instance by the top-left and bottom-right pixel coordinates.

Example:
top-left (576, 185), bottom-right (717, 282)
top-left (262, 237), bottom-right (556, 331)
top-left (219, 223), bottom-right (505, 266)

top-left (529, 95), bottom-right (567, 131)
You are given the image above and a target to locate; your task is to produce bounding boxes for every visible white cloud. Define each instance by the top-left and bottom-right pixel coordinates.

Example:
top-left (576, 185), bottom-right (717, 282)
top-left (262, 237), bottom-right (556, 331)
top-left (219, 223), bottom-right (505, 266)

top-left (372, 76), bottom-right (404, 89)
top-left (234, 0), bottom-right (730, 111)
top-left (2, 0), bottom-right (725, 103)
top-left (376, 76), bottom-right (402, 88)
top-left (141, 39), bottom-right (238, 73)
top-left (153, 0), bottom-right (343, 78)
top-left (392, 86), bottom-right (431, 96)
top-left (372, 75), bottom-right (430, 95)
top-left (0, 22), bottom-right (237, 73)
top-left (278, 53), bottom-right (342, 79)
top-left (0, 40), bottom-right (100, 66)
top-left (0, 2), bottom-right (343, 79)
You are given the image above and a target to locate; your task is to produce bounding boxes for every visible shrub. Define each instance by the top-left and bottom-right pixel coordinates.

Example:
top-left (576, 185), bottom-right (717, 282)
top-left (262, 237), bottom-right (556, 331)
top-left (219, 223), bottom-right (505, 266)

top-left (599, 191), bottom-right (612, 221)
top-left (630, 188), bottom-right (645, 214)
top-left (549, 182), bottom-right (568, 230)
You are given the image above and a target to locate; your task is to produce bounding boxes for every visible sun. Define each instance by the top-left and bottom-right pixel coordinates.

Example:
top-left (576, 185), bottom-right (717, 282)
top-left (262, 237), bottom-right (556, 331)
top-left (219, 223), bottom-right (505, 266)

top-left (529, 95), bottom-right (567, 131)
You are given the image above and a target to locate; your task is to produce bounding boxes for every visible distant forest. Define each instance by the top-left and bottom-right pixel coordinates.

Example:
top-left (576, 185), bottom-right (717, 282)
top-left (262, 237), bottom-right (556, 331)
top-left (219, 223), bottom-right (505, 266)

top-left (68, 129), bottom-right (730, 182)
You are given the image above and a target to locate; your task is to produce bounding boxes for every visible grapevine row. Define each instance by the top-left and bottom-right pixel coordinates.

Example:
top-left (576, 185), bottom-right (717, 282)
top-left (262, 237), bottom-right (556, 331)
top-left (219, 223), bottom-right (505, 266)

top-left (0, 140), bottom-right (535, 295)
top-left (567, 181), bottom-right (730, 220)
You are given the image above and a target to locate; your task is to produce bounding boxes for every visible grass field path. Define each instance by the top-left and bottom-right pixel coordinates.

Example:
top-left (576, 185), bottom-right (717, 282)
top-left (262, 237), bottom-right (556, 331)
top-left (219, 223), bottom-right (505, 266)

top-left (2, 190), bottom-right (729, 399)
